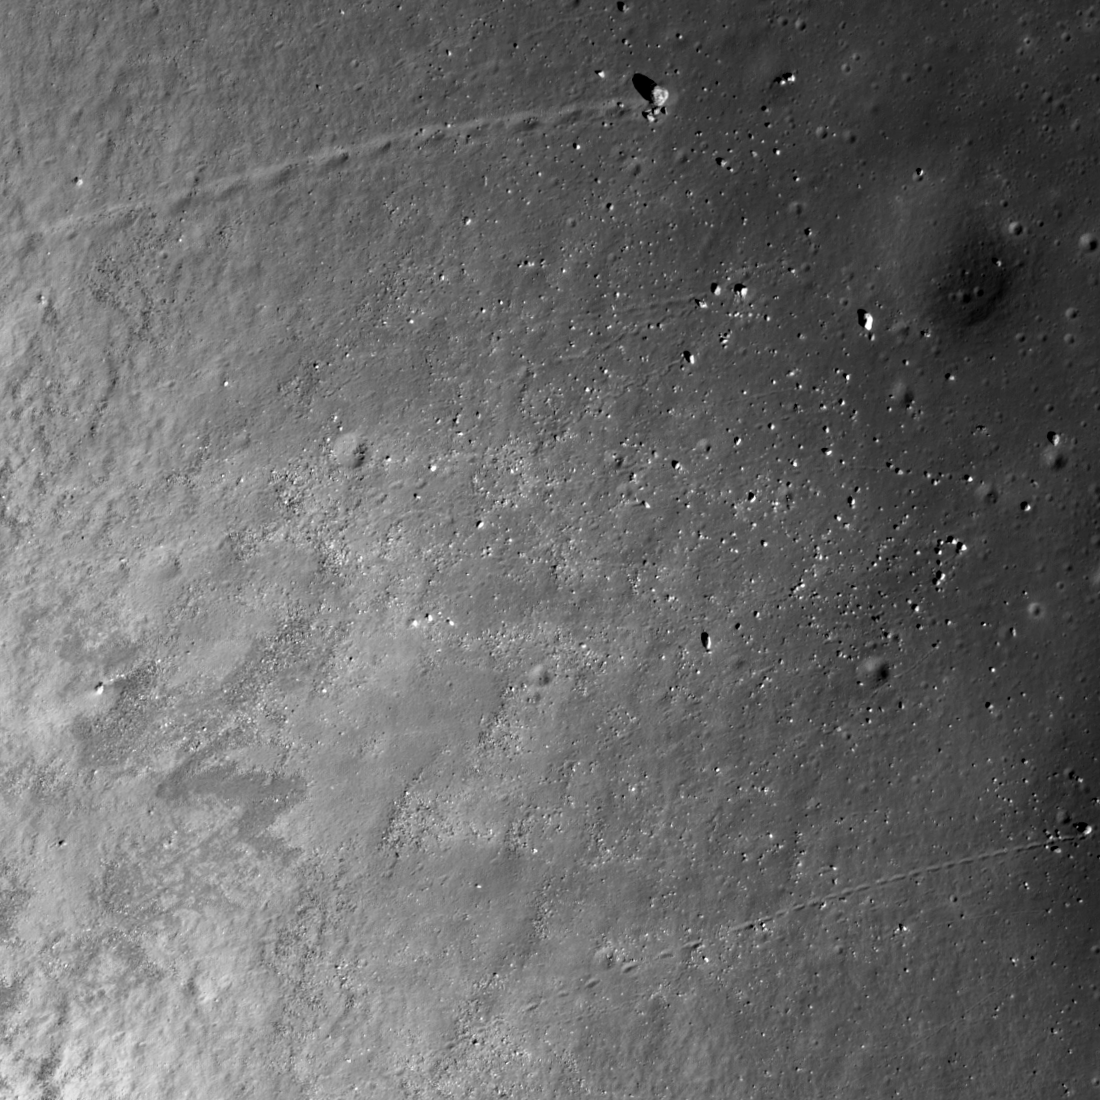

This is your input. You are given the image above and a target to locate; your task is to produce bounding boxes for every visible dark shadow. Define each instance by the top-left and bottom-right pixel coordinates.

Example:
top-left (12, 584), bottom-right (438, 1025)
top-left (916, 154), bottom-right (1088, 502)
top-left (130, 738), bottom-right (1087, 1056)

top-left (632, 73), bottom-right (658, 102)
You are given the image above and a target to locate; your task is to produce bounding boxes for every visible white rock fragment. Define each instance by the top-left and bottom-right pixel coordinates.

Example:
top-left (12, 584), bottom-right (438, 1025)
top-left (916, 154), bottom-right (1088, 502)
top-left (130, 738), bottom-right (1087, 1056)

top-left (642, 84), bottom-right (670, 122)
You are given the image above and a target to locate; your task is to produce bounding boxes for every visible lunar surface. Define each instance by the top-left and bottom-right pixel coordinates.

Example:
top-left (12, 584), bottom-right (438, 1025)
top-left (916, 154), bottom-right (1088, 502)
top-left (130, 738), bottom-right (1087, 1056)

top-left (0, 1), bottom-right (1097, 1097)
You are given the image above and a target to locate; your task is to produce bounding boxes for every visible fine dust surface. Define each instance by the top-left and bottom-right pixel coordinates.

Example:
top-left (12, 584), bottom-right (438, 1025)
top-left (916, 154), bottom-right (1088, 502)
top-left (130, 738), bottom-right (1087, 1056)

top-left (0, 1), bottom-right (1097, 1098)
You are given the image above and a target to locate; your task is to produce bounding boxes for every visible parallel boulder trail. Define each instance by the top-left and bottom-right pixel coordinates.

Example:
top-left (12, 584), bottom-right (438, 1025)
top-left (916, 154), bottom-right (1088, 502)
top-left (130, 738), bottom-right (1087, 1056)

top-left (7, 96), bottom-right (630, 247)
top-left (568, 829), bottom-right (1094, 985)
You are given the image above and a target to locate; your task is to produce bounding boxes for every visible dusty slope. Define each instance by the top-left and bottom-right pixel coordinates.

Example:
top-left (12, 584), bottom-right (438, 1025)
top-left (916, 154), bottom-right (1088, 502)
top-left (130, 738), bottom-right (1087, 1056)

top-left (0, 0), bottom-right (1096, 1097)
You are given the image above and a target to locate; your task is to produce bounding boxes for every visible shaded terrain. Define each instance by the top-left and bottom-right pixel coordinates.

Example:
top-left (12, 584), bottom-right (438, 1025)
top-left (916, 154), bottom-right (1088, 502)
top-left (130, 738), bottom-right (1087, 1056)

top-left (0, 0), bottom-right (1096, 1097)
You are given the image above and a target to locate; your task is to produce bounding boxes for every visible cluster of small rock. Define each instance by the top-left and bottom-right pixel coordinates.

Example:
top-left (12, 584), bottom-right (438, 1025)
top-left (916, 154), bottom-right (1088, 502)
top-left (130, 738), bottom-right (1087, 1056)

top-left (643, 84), bottom-right (669, 123)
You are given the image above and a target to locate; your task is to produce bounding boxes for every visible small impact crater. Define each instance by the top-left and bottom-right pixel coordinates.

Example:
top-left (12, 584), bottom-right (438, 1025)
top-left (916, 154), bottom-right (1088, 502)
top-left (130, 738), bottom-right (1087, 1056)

top-left (526, 663), bottom-right (552, 687)
top-left (857, 655), bottom-right (890, 686)
top-left (332, 432), bottom-right (368, 469)
top-left (876, 165), bottom-right (1025, 343)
